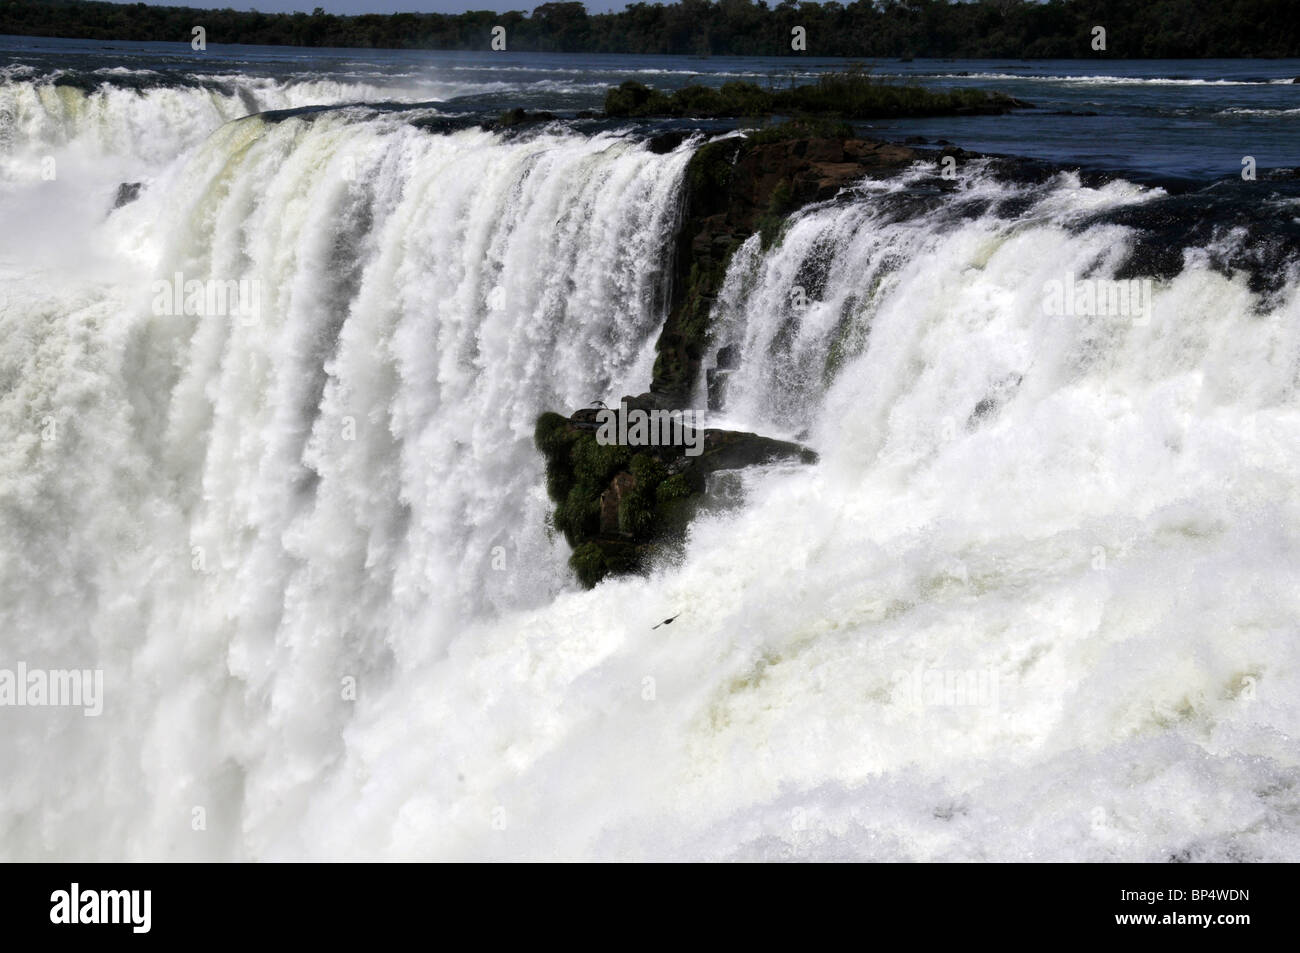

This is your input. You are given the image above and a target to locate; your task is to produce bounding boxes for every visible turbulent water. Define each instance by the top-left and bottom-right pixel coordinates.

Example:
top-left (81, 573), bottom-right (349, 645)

top-left (2, 40), bottom-right (1299, 861)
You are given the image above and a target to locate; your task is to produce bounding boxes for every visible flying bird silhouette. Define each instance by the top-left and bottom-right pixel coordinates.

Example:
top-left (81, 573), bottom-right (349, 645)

top-left (652, 612), bottom-right (682, 630)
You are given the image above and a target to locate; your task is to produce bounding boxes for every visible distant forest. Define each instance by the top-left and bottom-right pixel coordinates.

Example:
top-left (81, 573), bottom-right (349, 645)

top-left (2, 0), bottom-right (1298, 58)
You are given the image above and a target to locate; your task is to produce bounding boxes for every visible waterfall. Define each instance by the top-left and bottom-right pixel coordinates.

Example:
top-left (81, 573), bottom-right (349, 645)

top-left (2, 74), bottom-right (1298, 860)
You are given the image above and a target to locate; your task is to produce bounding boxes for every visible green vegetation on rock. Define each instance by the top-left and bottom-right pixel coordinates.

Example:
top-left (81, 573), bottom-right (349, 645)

top-left (605, 70), bottom-right (1023, 121)
top-left (536, 413), bottom-right (633, 547)
top-left (534, 408), bottom-right (809, 588)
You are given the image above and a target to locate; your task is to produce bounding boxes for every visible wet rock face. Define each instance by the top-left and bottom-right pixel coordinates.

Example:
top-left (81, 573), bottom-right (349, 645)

top-left (599, 471), bottom-right (637, 535)
top-left (649, 131), bottom-right (924, 409)
top-left (1076, 178), bottom-right (1300, 298)
top-left (705, 342), bottom-right (740, 411)
top-left (646, 130), bottom-right (690, 154)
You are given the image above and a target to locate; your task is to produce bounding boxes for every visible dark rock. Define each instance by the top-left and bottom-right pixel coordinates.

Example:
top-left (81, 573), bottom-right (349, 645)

top-left (600, 471), bottom-right (637, 535)
top-left (705, 344), bottom-right (741, 411)
top-left (705, 367), bottom-right (730, 411)
top-left (966, 374), bottom-right (1023, 429)
top-left (494, 108), bottom-right (557, 128)
top-left (1076, 183), bottom-right (1300, 297)
top-left (695, 428), bottom-right (818, 472)
top-left (609, 391), bottom-right (676, 418)
top-left (535, 406), bottom-right (816, 587)
top-left (647, 130), bottom-right (689, 154)
top-left (113, 181), bottom-right (142, 209)
top-left (410, 115), bottom-right (486, 136)
top-left (715, 343), bottom-right (740, 370)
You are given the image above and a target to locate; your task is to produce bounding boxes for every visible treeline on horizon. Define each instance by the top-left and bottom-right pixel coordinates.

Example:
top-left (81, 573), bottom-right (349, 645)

top-left (2, 0), bottom-right (1298, 58)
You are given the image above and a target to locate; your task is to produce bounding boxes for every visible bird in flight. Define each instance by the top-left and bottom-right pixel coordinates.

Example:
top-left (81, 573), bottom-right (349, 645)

top-left (652, 612), bottom-right (682, 630)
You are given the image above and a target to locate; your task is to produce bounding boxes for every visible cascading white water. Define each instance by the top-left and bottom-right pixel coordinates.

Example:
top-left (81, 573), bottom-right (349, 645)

top-left (1, 95), bottom-right (693, 858)
top-left (2, 78), bottom-right (1299, 861)
top-left (0, 68), bottom-right (497, 168)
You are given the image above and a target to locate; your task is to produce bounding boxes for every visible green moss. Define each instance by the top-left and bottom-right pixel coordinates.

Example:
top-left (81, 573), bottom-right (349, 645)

top-left (758, 179), bottom-right (801, 250)
top-left (572, 433), bottom-right (631, 488)
top-left (630, 453), bottom-right (667, 488)
top-left (656, 470), bottom-right (705, 537)
top-left (757, 211), bottom-right (788, 250)
top-left (570, 539), bottom-right (646, 589)
top-left (746, 118), bottom-right (855, 144)
top-left (769, 179), bottom-right (794, 213)
top-left (569, 542), bottom-right (609, 589)
top-left (538, 420), bottom-right (635, 547)
top-left (655, 472), bottom-right (696, 504)
top-left (618, 492), bottom-right (655, 537)
top-left (554, 483), bottom-right (599, 545)
top-left (545, 467), bottom-right (572, 504)
top-left (535, 411), bottom-right (574, 461)
top-left (686, 137), bottom-right (742, 198)
top-left (657, 498), bottom-right (697, 541)
top-left (536, 411), bottom-right (583, 506)
top-left (616, 454), bottom-right (664, 537)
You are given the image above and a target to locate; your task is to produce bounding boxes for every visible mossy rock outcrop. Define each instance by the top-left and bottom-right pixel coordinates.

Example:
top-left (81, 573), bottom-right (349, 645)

top-left (536, 404), bottom-right (816, 587)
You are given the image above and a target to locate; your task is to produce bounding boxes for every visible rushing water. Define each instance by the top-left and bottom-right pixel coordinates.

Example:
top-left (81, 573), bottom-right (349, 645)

top-left (1, 37), bottom-right (1299, 860)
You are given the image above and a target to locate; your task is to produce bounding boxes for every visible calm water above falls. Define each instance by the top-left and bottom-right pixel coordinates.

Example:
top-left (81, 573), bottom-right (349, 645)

top-left (3, 35), bottom-right (1298, 178)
